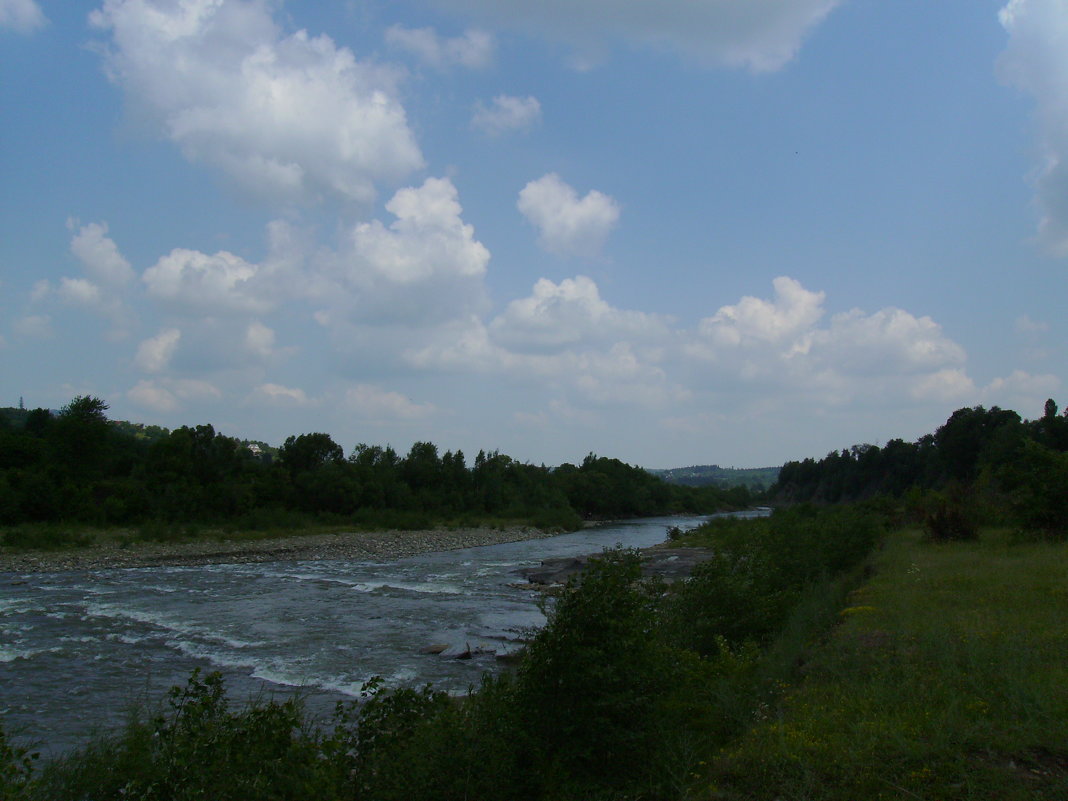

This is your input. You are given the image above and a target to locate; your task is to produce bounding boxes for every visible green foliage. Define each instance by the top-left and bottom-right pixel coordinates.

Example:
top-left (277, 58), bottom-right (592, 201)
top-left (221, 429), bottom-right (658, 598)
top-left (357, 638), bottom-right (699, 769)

top-left (1, 524), bottom-right (92, 549)
top-left (710, 528), bottom-right (1068, 800)
top-left (912, 484), bottom-right (981, 542)
top-left (1000, 439), bottom-right (1068, 540)
top-left (650, 463), bottom-right (781, 491)
top-left (773, 400), bottom-right (1068, 543)
top-left (36, 670), bottom-right (330, 801)
top-left (0, 398), bottom-right (735, 538)
top-left (515, 550), bottom-right (666, 792)
top-left (1, 719), bottom-right (38, 800)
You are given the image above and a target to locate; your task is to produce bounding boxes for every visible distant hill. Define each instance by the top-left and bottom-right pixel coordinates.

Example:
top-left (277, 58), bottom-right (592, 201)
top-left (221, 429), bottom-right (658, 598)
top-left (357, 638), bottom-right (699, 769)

top-left (648, 464), bottom-right (780, 491)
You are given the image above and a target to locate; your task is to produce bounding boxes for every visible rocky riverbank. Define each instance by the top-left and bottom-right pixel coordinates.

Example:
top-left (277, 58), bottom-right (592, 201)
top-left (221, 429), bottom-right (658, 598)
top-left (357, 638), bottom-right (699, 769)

top-left (516, 545), bottom-right (718, 587)
top-left (0, 526), bottom-right (555, 574)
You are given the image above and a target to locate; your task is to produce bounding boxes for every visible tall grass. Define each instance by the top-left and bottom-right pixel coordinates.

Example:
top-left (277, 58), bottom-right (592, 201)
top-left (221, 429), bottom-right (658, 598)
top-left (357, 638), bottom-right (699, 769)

top-left (707, 528), bottom-right (1068, 800)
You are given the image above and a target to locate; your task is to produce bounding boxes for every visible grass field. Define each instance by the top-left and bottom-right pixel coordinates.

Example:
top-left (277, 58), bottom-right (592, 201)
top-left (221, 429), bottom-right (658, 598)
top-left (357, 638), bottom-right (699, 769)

top-left (702, 528), bottom-right (1068, 800)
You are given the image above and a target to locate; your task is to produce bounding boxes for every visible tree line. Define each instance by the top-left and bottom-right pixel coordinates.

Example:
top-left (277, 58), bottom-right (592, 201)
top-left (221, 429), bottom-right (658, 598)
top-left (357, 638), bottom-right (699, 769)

top-left (772, 399), bottom-right (1068, 539)
top-left (0, 397), bottom-right (749, 535)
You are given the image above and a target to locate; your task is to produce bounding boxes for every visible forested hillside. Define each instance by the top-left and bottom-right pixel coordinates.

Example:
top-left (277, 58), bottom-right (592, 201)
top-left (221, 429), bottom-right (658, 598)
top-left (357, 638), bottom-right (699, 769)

top-left (772, 399), bottom-right (1068, 539)
top-left (0, 397), bottom-right (747, 536)
top-left (649, 464), bottom-right (780, 491)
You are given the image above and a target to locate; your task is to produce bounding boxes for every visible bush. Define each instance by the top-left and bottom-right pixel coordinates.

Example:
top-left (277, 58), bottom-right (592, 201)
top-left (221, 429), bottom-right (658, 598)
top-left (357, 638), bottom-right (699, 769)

top-left (1002, 440), bottom-right (1068, 540)
top-left (36, 670), bottom-right (330, 801)
top-left (1, 524), bottom-right (91, 550)
top-left (1, 720), bottom-right (37, 800)
top-left (914, 487), bottom-right (979, 541)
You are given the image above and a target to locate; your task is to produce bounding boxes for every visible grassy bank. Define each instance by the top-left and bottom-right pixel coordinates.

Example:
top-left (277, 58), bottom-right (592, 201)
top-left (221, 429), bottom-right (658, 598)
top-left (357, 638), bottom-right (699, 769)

top-left (705, 528), bottom-right (1068, 800)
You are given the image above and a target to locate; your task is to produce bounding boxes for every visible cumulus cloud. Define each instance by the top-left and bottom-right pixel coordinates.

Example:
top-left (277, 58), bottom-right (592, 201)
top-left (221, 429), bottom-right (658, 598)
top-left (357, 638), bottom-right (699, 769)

top-left (981, 369), bottom-right (1061, 410)
top-left (999, 0), bottom-right (1068, 255)
top-left (30, 280), bottom-right (51, 302)
top-left (699, 276), bottom-right (824, 348)
top-left (247, 382), bottom-right (313, 407)
top-left (68, 221), bottom-right (135, 285)
top-left (518, 173), bottom-right (620, 258)
top-left (490, 275), bottom-right (668, 352)
top-left (316, 176), bottom-right (491, 326)
top-left (689, 276), bottom-right (972, 409)
top-left (425, 0), bottom-right (842, 71)
top-left (128, 377), bottom-right (221, 412)
top-left (352, 177), bottom-right (490, 283)
top-left (143, 248), bottom-right (273, 316)
top-left (910, 368), bottom-right (977, 403)
top-left (409, 277), bottom-right (682, 408)
top-left (13, 314), bottom-right (52, 338)
top-left (134, 328), bottom-right (181, 373)
top-left (472, 94), bottom-right (541, 135)
top-left (57, 278), bottom-right (105, 308)
top-left (1016, 313), bottom-right (1050, 333)
top-left (815, 307), bottom-right (967, 375)
top-left (90, 0), bottom-right (423, 205)
top-left (385, 24), bottom-right (493, 68)
top-left (245, 321), bottom-right (276, 359)
top-left (0, 0), bottom-right (46, 33)
top-left (345, 384), bottom-right (436, 420)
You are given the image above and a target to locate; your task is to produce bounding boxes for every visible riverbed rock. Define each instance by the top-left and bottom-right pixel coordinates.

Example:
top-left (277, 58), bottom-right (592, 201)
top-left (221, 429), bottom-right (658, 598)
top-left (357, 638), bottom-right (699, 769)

top-left (517, 547), bottom-right (717, 586)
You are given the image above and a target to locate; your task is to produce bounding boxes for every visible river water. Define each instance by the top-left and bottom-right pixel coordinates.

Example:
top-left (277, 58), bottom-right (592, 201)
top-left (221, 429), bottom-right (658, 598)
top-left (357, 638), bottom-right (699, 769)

top-left (0, 514), bottom-right (758, 755)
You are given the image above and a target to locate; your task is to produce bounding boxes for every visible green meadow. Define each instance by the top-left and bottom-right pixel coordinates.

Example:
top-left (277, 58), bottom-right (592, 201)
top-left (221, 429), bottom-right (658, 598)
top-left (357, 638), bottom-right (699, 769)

top-left (705, 528), bottom-right (1068, 800)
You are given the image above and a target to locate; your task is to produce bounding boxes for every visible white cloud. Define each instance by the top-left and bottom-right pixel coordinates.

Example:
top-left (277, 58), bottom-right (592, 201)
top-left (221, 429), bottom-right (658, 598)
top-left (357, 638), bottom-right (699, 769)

top-left (999, 0), bottom-right (1068, 255)
top-left (247, 382), bottom-right (313, 408)
top-left (517, 173), bottom-right (620, 258)
top-left (58, 277), bottom-right (105, 308)
top-left (245, 321), bottom-right (276, 358)
top-left (352, 177), bottom-right (490, 283)
top-left (426, 0), bottom-right (843, 72)
top-left (317, 177), bottom-right (491, 327)
top-left (344, 384), bottom-right (435, 419)
top-left (0, 0), bottom-right (46, 33)
top-left (490, 275), bottom-right (668, 352)
top-left (13, 314), bottom-right (53, 338)
top-left (1015, 313), bottom-right (1050, 333)
top-left (91, 0), bottom-right (423, 205)
top-left (68, 221), bottom-right (135, 285)
top-left (472, 94), bottom-right (541, 135)
top-left (143, 248), bottom-right (273, 315)
top-left (981, 369), bottom-right (1061, 411)
top-left (690, 278), bottom-right (967, 397)
top-left (128, 377), bottom-right (221, 412)
top-left (128, 380), bottom-right (179, 413)
top-left (910, 368), bottom-right (976, 403)
top-left (134, 328), bottom-right (181, 373)
top-left (385, 24), bottom-right (493, 68)
top-left (699, 276), bottom-right (824, 348)
top-left (409, 278), bottom-right (681, 409)
top-left (30, 280), bottom-right (51, 301)
top-left (816, 307), bottom-right (967, 375)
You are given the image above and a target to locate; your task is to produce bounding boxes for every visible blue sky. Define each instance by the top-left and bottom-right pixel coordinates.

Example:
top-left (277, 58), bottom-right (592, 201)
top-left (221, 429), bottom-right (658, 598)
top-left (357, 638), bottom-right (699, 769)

top-left (1, 0), bottom-right (1065, 468)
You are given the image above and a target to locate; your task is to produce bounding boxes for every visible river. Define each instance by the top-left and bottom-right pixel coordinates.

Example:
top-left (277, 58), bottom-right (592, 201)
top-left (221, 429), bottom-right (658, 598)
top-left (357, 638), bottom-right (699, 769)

top-left (0, 513), bottom-right (757, 755)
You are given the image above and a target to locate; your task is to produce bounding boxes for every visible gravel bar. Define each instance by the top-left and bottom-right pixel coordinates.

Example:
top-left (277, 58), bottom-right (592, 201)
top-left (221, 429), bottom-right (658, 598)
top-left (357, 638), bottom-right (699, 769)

top-left (0, 526), bottom-right (555, 574)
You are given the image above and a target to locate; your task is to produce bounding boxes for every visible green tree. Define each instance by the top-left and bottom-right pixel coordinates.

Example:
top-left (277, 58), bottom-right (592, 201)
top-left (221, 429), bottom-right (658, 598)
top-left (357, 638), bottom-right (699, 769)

top-left (278, 433), bottom-right (344, 475)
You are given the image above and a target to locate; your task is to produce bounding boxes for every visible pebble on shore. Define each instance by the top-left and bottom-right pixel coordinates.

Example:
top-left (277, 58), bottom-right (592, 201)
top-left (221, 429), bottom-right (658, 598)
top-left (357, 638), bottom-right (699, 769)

top-left (0, 527), bottom-right (555, 574)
